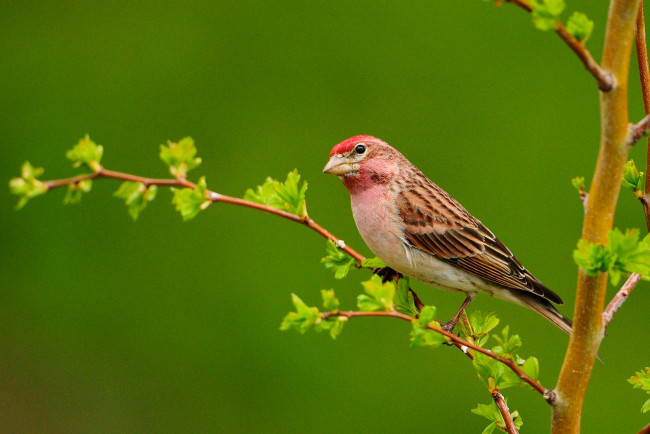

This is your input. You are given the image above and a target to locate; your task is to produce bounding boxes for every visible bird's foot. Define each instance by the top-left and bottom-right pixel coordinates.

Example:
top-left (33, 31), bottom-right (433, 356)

top-left (372, 266), bottom-right (401, 284)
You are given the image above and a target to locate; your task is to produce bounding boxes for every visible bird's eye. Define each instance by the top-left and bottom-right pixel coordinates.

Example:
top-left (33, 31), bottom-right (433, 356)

top-left (355, 144), bottom-right (366, 154)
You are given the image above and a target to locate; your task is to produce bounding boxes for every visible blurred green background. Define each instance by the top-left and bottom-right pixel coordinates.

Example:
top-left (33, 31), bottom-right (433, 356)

top-left (1, 1), bottom-right (649, 432)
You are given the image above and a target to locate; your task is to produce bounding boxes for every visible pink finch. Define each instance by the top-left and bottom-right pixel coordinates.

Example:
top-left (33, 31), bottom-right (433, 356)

top-left (323, 135), bottom-right (572, 334)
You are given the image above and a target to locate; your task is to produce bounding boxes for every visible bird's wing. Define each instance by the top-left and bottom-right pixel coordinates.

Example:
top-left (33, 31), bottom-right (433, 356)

top-left (395, 174), bottom-right (563, 305)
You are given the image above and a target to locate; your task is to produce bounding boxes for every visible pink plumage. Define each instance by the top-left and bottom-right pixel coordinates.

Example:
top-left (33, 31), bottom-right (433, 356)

top-left (329, 135), bottom-right (376, 157)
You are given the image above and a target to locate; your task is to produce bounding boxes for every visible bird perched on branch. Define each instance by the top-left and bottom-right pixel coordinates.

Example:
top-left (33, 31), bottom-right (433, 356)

top-left (323, 135), bottom-right (572, 334)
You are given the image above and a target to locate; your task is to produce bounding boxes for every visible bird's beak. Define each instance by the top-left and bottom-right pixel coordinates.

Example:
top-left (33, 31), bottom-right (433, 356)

top-left (323, 155), bottom-right (356, 176)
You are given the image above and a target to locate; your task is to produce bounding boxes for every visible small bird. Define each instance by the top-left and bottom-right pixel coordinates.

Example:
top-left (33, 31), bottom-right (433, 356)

top-left (323, 135), bottom-right (572, 334)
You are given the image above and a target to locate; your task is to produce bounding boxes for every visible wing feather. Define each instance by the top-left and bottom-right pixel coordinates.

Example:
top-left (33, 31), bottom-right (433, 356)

top-left (396, 170), bottom-right (563, 305)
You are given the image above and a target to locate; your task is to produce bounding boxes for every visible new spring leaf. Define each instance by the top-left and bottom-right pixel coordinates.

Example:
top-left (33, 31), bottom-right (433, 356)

top-left (573, 228), bottom-right (650, 285)
top-left (531, 0), bottom-right (565, 31)
top-left (321, 239), bottom-right (356, 279)
top-left (471, 400), bottom-right (523, 434)
top-left (244, 169), bottom-right (308, 217)
top-left (9, 161), bottom-right (48, 209)
top-left (66, 135), bottom-right (103, 172)
top-left (628, 367), bottom-right (650, 413)
top-left (172, 177), bottom-right (210, 221)
top-left (159, 137), bottom-right (202, 178)
top-left (114, 182), bottom-right (158, 220)
top-left (566, 12), bottom-right (594, 43)
top-left (357, 275), bottom-right (395, 312)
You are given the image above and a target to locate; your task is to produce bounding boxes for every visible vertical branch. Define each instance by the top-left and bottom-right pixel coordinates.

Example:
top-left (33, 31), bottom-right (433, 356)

top-left (635, 1), bottom-right (650, 231)
top-left (552, 0), bottom-right (642, 433)
top-left (493, 391), bottom-right (518, 434)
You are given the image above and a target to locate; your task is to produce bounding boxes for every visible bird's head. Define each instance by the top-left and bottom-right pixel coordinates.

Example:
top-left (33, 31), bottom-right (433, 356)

top-left (323, 135), bottom-right (401, 192)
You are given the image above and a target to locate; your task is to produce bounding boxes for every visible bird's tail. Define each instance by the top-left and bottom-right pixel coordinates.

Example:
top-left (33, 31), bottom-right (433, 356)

top-left (520, 295), bottom-right (573, 335)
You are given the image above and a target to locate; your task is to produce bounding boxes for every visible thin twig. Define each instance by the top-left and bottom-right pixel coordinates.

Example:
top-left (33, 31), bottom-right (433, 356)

top-left (635, 1), bottom-right (650, 232)
top-left (602, 273), bottom-right (642, 327)
top-left (556, 23), bottom-right (615, 91)
top-left (504, 0), bottom-right (614, 90)
top-left (638, 422), bottom-right (650, 434)
top-left (493, 391), bottom-right (519, 434)
top-left (323, 310), bottom-right (554, 402)
top-left (42, 166), bottom-right (367, 263)
top-left (627, 114), bottom-right (650, 145)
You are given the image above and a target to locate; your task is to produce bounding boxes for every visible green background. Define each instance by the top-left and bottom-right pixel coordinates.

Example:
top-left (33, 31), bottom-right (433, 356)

top-left (1, 1), bottom-right (649, 432)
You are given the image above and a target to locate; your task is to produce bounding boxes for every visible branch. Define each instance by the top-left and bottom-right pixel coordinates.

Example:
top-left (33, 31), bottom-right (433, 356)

top-left (41, 165), bottom-right (367, 263)
top-left (556, 24), bottom-right (615, 91)
top-left (635, 1), bottom-right (650, 232)
top-left (506, 0), bottom-right (615, 90)
top-left (324, 310), bottom-right (554, 402)
top-left (493, 391), bottom-right (519, 434)
top-left (553, 0), bottom-right (642, 432)
top-left (602, 273), bottom-right (642, 327)
top-left (627, 114), bottom-right (650, 145)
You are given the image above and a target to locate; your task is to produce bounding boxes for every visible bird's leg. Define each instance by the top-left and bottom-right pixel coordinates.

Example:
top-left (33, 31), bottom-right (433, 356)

top-left (441, 293), bottom-right (477, 332)
top-left (410, 288), bottom-right (425, 312)
top-left (373, 266), bottom-right (400, 283)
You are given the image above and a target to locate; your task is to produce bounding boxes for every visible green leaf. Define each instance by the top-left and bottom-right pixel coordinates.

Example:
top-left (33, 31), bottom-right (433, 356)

top-left (607, 228), bottom-right (650, 285)
top-left (473, 352), bottom-right (506, 389)
top-left (410, 305), bottom-right (446, 348)
top-left (566, 12), bottom-right (594, 43)
top-left (159, 137), bottom-right (201, 178)
top-left (63, 179), bottom-right (93, 205)
top-left (361, 257), bottom-right (387, 268)
top-left (244, 169), bottom-right (308, 217)
top-left (571, 176), bottom-right (585, 193)
top-left (321, 289), bottom-right (340, 311)
top-left (9, 161), bottom-right (48, 209)
top-left (315, 316), bottom-right (346, 339)
top-left (464, 311), bottom-right (500, 340)
top-left (280, 293), bottom-right (321, 334)
top-left (66, 135), bottom-right (103, 171)
top-left (356, 275), bottom-right (395, 312)
top-left (622, 160), bottom-right (644, 192)
top-left (522, 356), bottom-right (540, 381)
top-left (531, 0), bottom-right (565, 31)
top-left (321, 239), bottom-right (356, 279)
top-left (114, 182), bottom-right (158, 220)
top-left (491, 326), bottom-right (522, 359)
top-left (472, 399), bottom-right (523, 433)
top-left (573, 238), bottom-right (612, 276)
top-left (394, 277), bottom-right (419, 317)
top-left (172, 176), bottom-right (210, 221)
top-left (629, 367), bottom-right (650, 412)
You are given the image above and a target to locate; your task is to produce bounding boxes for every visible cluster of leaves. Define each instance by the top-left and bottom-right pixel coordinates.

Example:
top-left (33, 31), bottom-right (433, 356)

top-left (172, 177), bottom-right (210, 221)
top-left (244, 169), bottom-right (308, 218)
top-left (321, 240), bottom-right (357, 279)
top-left (622, 160), bottom-right (645, 199)
top-left (114, 182), bottom-right (158, 220)
top-left (159, 137), bottom-right (202, 178)
top-left (573, 228), bottom-right (650, 285)
top-left (460, 312), bottom-right (540, 392)
top-left (529, 0), bottom-right (593, 43)
top-left (628, 367), bottom-right (650, 413)
top-left (472, 400), bottom-right (523, 434)
top-left (66, 135), bottom-right (104, 171)
top-left (9, 161), bottom-right (48, 209)
top-left (279, 290), bottom-right (346, 339)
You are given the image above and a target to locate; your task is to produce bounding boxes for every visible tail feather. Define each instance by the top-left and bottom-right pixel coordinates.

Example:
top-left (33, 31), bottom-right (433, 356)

top-left (520, 295), bottom-right (573, 335)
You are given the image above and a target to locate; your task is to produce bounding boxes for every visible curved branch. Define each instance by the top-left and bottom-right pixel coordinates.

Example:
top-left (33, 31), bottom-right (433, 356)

top-left (324, 310), bottom-right (554, 401)
top-left (602, 273), bottom-right (642, 327)
top-left (41, 166), bottom-right (366, 263)
top-left (505, 0), bottom-right (614, 90)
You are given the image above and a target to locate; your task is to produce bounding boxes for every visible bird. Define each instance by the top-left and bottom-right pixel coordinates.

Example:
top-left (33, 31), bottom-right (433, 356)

top-left (322, 135), bottom-right (572, 334)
